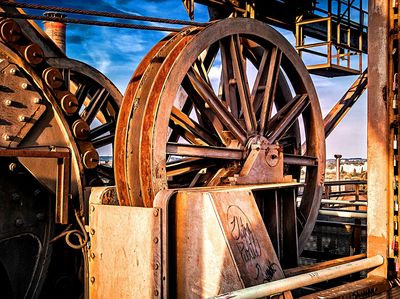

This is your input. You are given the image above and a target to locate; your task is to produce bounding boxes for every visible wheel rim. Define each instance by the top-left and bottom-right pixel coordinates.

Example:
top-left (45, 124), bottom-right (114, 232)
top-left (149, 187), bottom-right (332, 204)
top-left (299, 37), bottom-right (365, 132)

top-left (116, 18), bottom-right (325, 252)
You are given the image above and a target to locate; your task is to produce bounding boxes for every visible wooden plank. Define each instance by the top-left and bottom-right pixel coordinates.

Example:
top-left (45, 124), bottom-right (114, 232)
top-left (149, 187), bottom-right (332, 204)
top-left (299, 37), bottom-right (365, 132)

top-left (88, 204), bottom-right (161, 299)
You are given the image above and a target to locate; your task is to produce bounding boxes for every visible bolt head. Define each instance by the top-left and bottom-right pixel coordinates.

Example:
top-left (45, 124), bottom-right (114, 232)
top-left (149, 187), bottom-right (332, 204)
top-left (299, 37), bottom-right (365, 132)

top-left (3, 134), bottom-right (10, 141)
top-left (90, 277), bottom-right (95, 284)
top-left (19, 115), bottom-right (27, 122)
top-left (15, 218), bottom-right (24, 227)
top-left (9, 163), bottom-right (17, 171)
top-left (21, 82), bottom-right (28, 89)
top-left (9, 68), bottom-right (16, 75)
top-left (36, 212), bottom-right (45, 221)
top-left (33, 97), bottom-right (41, 104)
top-left (4, 99), bottom-right (12, 106)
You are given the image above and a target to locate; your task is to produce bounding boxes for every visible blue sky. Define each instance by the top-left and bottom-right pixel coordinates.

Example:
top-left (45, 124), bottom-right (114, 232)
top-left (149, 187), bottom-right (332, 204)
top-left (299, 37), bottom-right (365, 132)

top-left (26, 0), bottom-right (367, 158)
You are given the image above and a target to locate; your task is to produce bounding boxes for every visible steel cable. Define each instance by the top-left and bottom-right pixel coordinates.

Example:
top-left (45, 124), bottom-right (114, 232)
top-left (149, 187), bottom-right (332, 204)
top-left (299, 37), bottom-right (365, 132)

top-left (0, 1), bottom-right (208, 27)
top-left (0, 11), bottom-right (186, 32)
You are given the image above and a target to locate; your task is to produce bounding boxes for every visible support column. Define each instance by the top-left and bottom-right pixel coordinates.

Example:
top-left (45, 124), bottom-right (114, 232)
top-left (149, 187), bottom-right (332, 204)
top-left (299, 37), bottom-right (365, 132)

top-left (367, 0), bottom-right (390, 278)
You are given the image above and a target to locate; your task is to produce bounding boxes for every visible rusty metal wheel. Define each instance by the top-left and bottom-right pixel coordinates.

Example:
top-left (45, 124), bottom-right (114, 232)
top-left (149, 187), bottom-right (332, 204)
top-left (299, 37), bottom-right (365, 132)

top-left (48, 57), bottom-right (122, 185)
top-left (117, 18), bottom-right (325, 251)
top-left (0, 16), bottom-right (121, 297)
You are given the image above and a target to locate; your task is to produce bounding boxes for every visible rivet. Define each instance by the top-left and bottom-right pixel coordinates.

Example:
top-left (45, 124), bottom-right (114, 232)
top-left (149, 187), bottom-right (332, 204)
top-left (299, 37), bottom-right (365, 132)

top-left (154, 290), bottom-right (159, 296)
top-left (153, 237), bottom-right (159, 244)
top-left (91, 205), bottom-right (95, 212)
top-left (9, 68), bottom-right (16, 75)
top-left (11, 193), bottom-right (20, 201)
top-left (36, 212), bottom-right (45, 221)
top-left (90, 277), bottom-right (95, 284)
top-left (153, 209), bottom-right (159, 217)
top-left (19, 115), bottom-right (27, 122)
top-left (90, 229), bottom-right (95, 236)
top-left (3, 134), bottom-right (11, 141)
top-left (33, 97), bottom-right (41, 104)
top-left (91, 252), bottom-right (95, 259)
top-left (154, 263), bottom-right (159, 270)
top-left (15, 218), bottom-right (24, 227)
top-left (21, 82), bottom-right (28, 89)
top-left (9, 163), bottom-right (17, 172)
top-left (4, 99), bottom-right (12, 106)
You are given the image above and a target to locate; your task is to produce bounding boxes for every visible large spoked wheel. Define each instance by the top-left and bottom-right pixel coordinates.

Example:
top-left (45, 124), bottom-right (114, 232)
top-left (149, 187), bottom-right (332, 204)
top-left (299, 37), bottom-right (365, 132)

top-left (116, 18), bottom-right (325, 251)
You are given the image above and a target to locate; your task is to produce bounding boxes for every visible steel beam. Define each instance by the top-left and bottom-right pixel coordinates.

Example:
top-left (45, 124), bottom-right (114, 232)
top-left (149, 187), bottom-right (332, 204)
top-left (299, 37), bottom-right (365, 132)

top-left (211, 255), bottom-right (384, 299)
top-left (367, 0), bottom-right (390, 278)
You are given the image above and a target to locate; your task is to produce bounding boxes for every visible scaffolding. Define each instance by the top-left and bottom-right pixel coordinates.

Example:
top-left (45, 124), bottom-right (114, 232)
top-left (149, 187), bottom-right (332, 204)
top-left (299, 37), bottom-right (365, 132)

top-left (296, 0), bottom-right (367, 77)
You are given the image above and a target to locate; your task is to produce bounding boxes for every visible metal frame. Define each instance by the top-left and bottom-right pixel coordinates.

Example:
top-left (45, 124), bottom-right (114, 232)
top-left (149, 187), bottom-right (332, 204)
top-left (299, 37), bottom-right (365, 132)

top-left (0, 148), bottom-right (71, 224)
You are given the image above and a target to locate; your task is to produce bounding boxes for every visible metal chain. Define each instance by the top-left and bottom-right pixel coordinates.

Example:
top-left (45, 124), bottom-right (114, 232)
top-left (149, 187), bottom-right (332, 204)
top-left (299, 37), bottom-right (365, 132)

top-left (0, 1), bottom-right (208, 27)
top-left (0, 12), bottom-right (184, 32)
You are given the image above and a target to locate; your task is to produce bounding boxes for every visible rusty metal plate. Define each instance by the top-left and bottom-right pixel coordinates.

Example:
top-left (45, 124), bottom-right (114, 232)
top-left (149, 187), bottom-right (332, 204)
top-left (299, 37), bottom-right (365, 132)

top-left (172, 188), bottom-right (287, 298)
top-left (210, 190), bottom-right (286, 286)
top-left (88, 204), bottom-right (161, 299)
top-left (0, 61), bottom-right (46, 147)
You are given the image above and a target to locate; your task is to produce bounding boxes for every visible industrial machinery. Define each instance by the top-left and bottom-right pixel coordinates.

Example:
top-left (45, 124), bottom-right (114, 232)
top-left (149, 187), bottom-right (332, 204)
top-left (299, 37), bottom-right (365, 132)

top-left (0, 1), bottom-right (392, 298)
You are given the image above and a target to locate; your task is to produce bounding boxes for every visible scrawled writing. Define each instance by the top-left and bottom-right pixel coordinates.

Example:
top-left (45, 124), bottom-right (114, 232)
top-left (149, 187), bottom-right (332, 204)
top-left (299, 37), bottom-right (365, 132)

top-left (227, 205), bottom-right (261, 263)
top-left (254, 262), bottom-right (278, 283)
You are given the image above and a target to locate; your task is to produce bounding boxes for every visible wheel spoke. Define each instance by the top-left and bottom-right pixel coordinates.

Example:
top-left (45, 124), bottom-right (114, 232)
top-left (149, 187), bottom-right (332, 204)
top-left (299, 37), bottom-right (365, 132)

top-left (75, 83), bottom-right (90, 109)
top-left (166, 157), bottom-right (216, 177)
top-left (185, 67), bottom-right (247, 144)
top-left (167, 142), bottom-right (243, 160)
top-left (89, 121), bottom-right (115, 140)
top-left (267, 94), bottom-right (309, 143)
top-left (170, 106), bottom-right (219, 146)
top-left (81, 88), bottom-right (110, 125)
top-left (220, 38), bottom-right (239, 118)
top-left (251, 49), bottom-right (268, 109)
top-left (230, 35), bottom-right (257, 133)
top-left (259, 47), bottom-right (282, 135)
top-left (92, 133), bottom-right (114, 148)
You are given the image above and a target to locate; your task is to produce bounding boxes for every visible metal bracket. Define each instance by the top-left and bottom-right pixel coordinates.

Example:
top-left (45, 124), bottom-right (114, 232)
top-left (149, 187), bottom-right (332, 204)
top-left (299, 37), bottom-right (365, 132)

top-left (0, 148), bottom-right (71, 224)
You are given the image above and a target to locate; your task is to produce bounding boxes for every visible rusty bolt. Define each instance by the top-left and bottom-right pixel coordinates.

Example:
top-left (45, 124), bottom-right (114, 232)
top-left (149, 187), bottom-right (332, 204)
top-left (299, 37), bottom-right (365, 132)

top-left (153, 209), bottom-right (159, 217)
top-left (90, 277), bottom-right (95, 284)
top-left (19, 115), bottom-right (28, 122)
top-left (72, 119), bottom-right (90, 140)
top-left (21, 82), bottom-right (28, 90)
top-left (3, 134), bottom-right (11, 141)
top-left (91, 252), bottom-right (95, 259)
top-left (33, 97), bottom-right (41, 104)
top-left (90, 229), bottom-right (95, 236)
top-left (43, 67), bottom-right (63, 89)
top-left (153, 237), bottom-right (159, 244)
top-left (154, 263), bottom-right (159, 270)
top-left (154, 290), bottom-right (159, 296)
top-left (9, 68), bottom-right (16, 75)
top-left (9, 163), bottom-right (17, 172)
top-left (4, 99), bottom-right (12, 106)
top-left (57, 91), bottom-right (78, 115)
top-left (24, 43), bottom-right (44, 65)
top-left (0, 19), bottom-right (22, 43)
top-left (83, 149), bottom-right (99, 169)
top-left (15, 218), bottom-right (24, 227)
